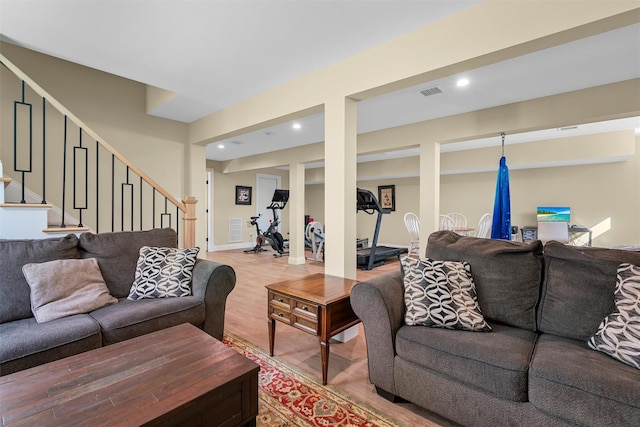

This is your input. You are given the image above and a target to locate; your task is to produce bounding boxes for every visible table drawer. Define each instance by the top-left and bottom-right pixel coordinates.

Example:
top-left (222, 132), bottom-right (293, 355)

top-left (269, 306), bottom-right (292, 324)
top-left (293, 314), bottom-right (318, 334)
top-left (269, 291), bottom-right (291, 308)
top-left (293, 300), bottom-right (318, 319)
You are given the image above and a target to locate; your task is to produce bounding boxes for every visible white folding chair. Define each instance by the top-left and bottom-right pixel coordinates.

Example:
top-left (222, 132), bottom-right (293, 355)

top-left (447, 212), bottom-right (468, 229)
top-left (439, 214), bottom-right (455, 231)
top-left (403, 212), bottom-right (420, 256)
top-left (537, 222), bottom-right (570, 244)
top-left (475, 213), bottom-right (492, 238)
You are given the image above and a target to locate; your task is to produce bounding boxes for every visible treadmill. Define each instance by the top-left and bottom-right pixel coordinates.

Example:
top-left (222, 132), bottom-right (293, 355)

top-left (356, 188), bottom-right (408, 270)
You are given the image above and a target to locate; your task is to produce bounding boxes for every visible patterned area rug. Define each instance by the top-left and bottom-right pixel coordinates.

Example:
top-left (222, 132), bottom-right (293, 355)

top-left (223, 332), bottom-right (399, 427)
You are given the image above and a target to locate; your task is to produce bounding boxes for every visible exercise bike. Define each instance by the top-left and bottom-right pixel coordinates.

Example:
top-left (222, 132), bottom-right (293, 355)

top-left (244, 189), bottom-right (289, 257)
top-left (243, 215), bottom-right (266, 253)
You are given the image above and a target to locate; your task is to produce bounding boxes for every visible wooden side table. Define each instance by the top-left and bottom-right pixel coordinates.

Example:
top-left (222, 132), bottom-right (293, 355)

top-left (266, 273), bottom-right (360, 385)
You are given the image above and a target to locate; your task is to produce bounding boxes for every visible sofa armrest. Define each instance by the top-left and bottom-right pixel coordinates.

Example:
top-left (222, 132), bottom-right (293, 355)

top-left (191, 259), bottom-right (236, 340)
top-left (350, 270), bottom-right (404, 395)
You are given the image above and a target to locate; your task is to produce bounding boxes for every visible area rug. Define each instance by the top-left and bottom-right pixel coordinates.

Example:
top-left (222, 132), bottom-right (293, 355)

top-left (223, 332), bottom-right (399, 427)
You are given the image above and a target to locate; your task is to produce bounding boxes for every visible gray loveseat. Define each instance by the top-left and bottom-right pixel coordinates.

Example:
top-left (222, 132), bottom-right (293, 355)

top-left (0, 228), bottom-right (235, 376)
top-left (351, 230), bottom-right (640, 427)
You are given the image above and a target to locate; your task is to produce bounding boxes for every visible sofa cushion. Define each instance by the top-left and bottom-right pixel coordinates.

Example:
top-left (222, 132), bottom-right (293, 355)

top-left (400, 256), bottom-right (491, 332)
top-left (88, 296), bottom-right (205, 345)
top-left (538, 242), bottom-right (640, 341)
top-left (128, 246), bottom-right (199, 300)
top-left (395, 323), bottom-right (537, 402)
top-left (529, 333), bottom-right (640, 427)
top-left (22, 258), bottom-right (118, 323)
top-left (0, 314), bottom-right (101, 375)
top-left (588, 262), bottom-right (640, 369)
top-left (0, 234), bottom-right (80, 324)
top-left (79, 228), bottom-right (178, 298)
top-left (425, 231), bottom-right (543, 331)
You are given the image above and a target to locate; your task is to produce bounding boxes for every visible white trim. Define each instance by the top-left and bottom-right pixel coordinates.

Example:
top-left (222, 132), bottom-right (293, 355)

top-left (207, 169), bottom-right (214, 251)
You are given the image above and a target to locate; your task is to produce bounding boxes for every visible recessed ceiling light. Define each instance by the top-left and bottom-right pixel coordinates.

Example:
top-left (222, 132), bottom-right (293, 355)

top-left (456, 78), bottom-right (470, 87)
top-left (217, 144), bottom-right (224, 149)
top-left (292, 122), bottom-right (302, 130)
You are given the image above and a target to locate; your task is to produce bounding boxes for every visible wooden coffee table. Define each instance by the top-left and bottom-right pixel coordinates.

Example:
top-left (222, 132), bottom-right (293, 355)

top-left (266, 273), bottom-right (360, 385)
top-left (0, 323), bottom-right (259, 426)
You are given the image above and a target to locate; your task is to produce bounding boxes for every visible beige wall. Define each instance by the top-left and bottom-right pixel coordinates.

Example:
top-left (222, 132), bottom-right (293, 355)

top-left (300, 131), bottom-right (639, 251)
top-left (440, 137), bottom-right (640, 248)
top-left (208, 164), bottom-right (289, 248)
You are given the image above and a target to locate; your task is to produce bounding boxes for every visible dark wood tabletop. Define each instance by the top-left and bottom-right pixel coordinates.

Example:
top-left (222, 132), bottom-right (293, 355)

top-left (0, 323), bottom-right (259, 427)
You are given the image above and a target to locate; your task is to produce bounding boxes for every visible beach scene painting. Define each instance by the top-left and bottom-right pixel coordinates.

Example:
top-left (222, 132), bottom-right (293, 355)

top-left (537, 206), bottom-right (571, 222)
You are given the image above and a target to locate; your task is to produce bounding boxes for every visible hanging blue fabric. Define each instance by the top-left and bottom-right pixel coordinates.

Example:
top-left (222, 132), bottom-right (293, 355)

top-left (491, 133), bottom-right (511, 240)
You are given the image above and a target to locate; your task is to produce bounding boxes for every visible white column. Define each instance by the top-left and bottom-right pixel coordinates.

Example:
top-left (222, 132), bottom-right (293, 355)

top-left (419, 141), bottom-right (440, 256)
top-left (185, 143), bottom-right (207, 252)
top-left (324, 97), bottom-right (357, 279)
top-left (288, 162), bottom-right (306, 265)
top-left (0, 160), bottom-right (4, 203)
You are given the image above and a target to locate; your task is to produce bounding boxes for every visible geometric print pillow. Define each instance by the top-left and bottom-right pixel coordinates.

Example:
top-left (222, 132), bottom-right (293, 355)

top-left (588, 263), bottom-right (640, 370)
top-left (127, 246), bottom-right (200, 300)
top-left (400, 256), bottom-right (491, 332)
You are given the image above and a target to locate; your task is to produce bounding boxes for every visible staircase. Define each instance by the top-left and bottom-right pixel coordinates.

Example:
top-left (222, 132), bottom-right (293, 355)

top-left (0, 160), bottom-right (88, 239)
top-left (0, 54), bottom-right (196, 246)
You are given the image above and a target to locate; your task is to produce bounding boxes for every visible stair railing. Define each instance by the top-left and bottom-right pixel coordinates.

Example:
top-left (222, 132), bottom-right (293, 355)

top-left (0, 53), bottom-right (196, 248)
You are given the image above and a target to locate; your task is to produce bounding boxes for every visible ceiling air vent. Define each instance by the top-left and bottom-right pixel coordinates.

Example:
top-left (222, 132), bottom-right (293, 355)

top-left (231, 140), bottom-right (244, 145)
top-left (418, 86), bottom-right (443, 97)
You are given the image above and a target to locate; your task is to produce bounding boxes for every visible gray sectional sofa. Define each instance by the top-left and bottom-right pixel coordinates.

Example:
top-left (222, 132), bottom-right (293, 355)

top-left (351, 230), bottom-right (640, 427)
top-left (0, 228), bottom-right (236, 376)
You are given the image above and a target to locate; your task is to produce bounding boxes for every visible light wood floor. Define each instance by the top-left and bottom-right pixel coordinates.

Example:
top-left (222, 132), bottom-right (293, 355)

top-left (206, 247), bottom-right (456, 427)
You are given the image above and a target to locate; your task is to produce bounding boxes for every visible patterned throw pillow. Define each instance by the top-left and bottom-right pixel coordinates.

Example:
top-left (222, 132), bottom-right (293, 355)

top-left (588, 263), bottom-right (640, 369)
top-left (127, 246), bottom-right (199, 300)
top-left (401, 256), bottom-right (491, 332)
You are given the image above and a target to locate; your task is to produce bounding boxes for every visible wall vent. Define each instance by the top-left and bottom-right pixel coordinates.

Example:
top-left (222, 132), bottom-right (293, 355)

top-left (418, 86), bottom-right (443, 97)
top-left (229, 217), bottom-right (242, 242)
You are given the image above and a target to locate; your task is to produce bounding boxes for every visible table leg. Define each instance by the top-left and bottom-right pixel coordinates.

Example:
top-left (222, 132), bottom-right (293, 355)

top-left (268, 318), bottom-right (275, 357)
top-left (320, 339), bottom-right (329, 385)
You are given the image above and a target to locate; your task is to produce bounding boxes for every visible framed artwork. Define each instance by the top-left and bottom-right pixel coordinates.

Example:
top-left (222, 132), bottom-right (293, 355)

top-left (235, 186), bottom-right (252, 205)
top-left (378, 185), bottom-right (395, 211)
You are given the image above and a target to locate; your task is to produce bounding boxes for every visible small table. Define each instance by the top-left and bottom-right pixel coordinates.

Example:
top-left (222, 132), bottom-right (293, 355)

top-left (0, 323), bottom-right (259, 427)
top-left (266, 273), bottom-right (360, 385)
top-left (454, 227), bottom-right (475, 236)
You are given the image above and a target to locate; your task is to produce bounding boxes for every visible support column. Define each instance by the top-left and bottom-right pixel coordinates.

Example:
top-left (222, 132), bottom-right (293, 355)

top-left (185, 142), bottom-right (207, 252)
top-left (288, 162), bottom-right (306, 265)
top-left (419, 141), bottom-right (440, 257)
top-left (182, 196), bottom-right (197, 249)
top-left (324, 97), bottom-right (357, 279)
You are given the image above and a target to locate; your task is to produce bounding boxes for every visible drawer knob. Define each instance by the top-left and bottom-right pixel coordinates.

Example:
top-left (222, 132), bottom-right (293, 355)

top-left (302, 306), bottom-right (309, 311)
top-left (278, 312), bottom-right (284, 317)
top-left (278, 298), bottom-right (284, 303)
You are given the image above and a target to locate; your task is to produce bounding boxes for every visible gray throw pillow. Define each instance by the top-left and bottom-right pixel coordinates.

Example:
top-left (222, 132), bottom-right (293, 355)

top-left (22, 258), bottom-right (118, 323)
top-left (128, 246), bottom-right (200, 300)
top-left (401, 256), bottom-right (491, 332)
top-left (588, 263), bottom-right (640, 370)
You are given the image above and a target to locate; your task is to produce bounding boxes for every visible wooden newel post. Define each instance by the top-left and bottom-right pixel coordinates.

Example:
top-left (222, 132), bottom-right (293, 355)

top-left (182, 197), bottom-right (197, 248)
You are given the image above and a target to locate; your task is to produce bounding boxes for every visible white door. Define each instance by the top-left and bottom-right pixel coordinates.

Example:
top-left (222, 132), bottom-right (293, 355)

top-left (256, 174), bottom-right (281, 234)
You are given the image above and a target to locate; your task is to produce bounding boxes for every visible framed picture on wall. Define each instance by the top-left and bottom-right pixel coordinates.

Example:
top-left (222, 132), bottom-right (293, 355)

top-left (378, 185), bottom-right (395, 211)
top-left (235, 186), bottom-right (252, 205)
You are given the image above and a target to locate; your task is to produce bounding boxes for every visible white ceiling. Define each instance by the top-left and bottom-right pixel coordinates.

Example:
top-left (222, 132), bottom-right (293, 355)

top-left (1, 0), bottom-right (639, 164)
